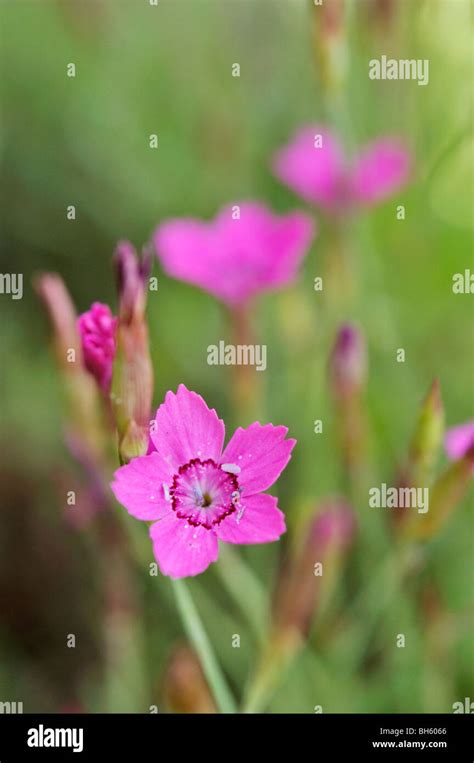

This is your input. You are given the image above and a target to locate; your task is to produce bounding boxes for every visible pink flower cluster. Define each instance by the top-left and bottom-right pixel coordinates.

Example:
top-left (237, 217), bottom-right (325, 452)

top-left (72, 124), bottom-right (414, 578)
top-left (152, 127), bottom-right (411, 306)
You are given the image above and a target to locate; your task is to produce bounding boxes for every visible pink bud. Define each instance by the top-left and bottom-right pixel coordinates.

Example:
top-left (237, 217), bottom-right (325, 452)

top-left (34, 273), bottom-right (80, 365)
top-left (329, 322), bottom-right (367, 399)
top-left (273, 499), bottom-right (356, 639)
top-left (310, 500), bottom-right (357, 553)
top-left (77, 302), bottom-right (117, 394)
top-left (114, 240), bottom-right (151, 324)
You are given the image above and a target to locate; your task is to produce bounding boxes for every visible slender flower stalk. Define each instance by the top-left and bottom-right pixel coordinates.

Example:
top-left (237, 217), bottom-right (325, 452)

top-left (419, 585), bottom-right (454, 713)
top-left (227, 302), bottom-right (261, 421)
top-left (98, 511), bottom-right (145, 712)
top-left (324, 223), bottom-right (357, 311)
top-left (171, 580), bottom-right (236, 713)
top-left (215, 545), bottom-right (268, 644)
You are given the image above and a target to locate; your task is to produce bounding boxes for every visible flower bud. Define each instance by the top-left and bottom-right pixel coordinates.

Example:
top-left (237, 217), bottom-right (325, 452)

top-left (34, 273), bottom-right (80, 368)
top-left (114, 240), bottom-right (151, 324)
top-left (77, 302), bottom-right (117, 394)
top-left (329, 323), bottom-right (367, 400)
top-left (403, 447), bottom-right (473, 541)
top-left (407, 378), bottom-right (444, 486)
top-left (111, 242), bottom-right (153, 463)
top-left (393, 380), bottom-right (444, 534)
top-left (273, 498), bottom-right (356, 641)
top-left (34, 273), bottom-right (104, 459)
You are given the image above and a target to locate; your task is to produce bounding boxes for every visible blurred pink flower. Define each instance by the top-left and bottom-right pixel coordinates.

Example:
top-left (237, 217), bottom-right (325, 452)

top-left (445, 421), bottom-right (474, 471)
top-left (77, 302), bottom-right (117, 393)
top-left (272, 125), bottom-right (411, 214)
top-left (111, 384), bottom-right (296, 578)
top-left (310, 501), bottom-right (357, 552)
top-left (153, 202), bottom-right (315, 307)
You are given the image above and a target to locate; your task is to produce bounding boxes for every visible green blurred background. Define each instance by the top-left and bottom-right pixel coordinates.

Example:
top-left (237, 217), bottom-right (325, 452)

top-left (0, 0), bottom-right (472, 713)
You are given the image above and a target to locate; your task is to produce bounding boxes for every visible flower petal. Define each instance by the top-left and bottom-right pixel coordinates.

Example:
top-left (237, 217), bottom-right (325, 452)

top-left (222, 422), bottom-right (296, 494)
top-left (445, 421), bottom-right (474, 471)
top-left (154, 219), bottom-right (217, 295)
top-left (259, 211), bottom-right (315, 289)
top-left (216, 493), bottom-right (285, 544)
top-left (111, 452), bottom-right (173, 521)
top-left (349, 138), bottom-right (411, 205)
top-left (149, 385), bottom-right (225, 472)
top-left (272, 126), bottom-right (347, 210)
top-left (77, 302), bottom-right (117, 393)
top-left (150, 513), bottom-right (219, 578)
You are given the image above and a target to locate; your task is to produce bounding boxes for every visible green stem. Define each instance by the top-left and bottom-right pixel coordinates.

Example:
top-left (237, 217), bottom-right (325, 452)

top-left (242, 625), bottom-right (332, 714)
top-left (228, 304), bottom-right (261, 423)
top-left (345, 543), bottom-right (419, 671)
top-left (171, 578), bottom-right (237, 714)
top-left (216, 545), bottom-right (268, 644)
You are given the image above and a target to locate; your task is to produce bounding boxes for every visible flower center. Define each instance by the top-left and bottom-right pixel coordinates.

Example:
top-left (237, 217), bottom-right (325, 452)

top-left (169, 458), bottom-right (241, 530)
top-left (199, 491), bottom-right (213, 508)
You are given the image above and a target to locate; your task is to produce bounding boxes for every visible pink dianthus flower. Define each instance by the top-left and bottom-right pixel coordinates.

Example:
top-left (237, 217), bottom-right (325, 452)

top-left (154, 202), bottom-right (314, 307)
top-left (111, 385), bottom-right (296, 578)
top-left (272, 125), bottom-right (411, 214)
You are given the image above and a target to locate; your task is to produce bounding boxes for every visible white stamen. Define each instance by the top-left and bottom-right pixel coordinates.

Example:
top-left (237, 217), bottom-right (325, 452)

top-left (221, 463), bottom-right (241, 475)
top-left (162, 483), bottom-right (170, 501)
